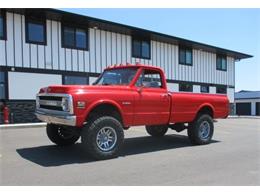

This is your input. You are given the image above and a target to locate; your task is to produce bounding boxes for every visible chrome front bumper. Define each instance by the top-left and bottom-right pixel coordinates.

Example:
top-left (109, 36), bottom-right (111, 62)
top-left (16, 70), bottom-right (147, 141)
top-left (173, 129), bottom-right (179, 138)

top-left (35, 110), bottom-right (76, 126)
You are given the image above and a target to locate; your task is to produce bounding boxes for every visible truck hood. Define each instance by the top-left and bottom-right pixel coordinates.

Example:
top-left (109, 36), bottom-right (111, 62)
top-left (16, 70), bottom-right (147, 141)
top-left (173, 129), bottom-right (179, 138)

top-left (41, 85), bottom-right (131, 94)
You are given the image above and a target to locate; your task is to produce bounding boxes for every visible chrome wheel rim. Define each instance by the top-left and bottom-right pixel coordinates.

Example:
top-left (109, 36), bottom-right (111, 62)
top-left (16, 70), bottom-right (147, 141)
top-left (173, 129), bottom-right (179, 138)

top-left (96, 127), bottom-right (117, 151)
top-left (199, 121), bottom-right (210, 140)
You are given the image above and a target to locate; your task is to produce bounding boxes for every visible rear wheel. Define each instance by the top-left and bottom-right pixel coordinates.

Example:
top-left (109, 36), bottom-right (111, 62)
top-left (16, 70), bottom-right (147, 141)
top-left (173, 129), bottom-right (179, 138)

top-left (145, 125), bottom-right (168, 137)
top-left (188, 114), bottom-right (214, 145)
top-left (81, 116), bottom-right (124, 160)
top-left (46, 124), bottom-right (80, 146)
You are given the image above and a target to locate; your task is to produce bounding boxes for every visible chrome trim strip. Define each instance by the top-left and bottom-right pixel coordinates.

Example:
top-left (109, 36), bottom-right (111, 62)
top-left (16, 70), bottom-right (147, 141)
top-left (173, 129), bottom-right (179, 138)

top-left (35, 110), bottom-right (76, 126)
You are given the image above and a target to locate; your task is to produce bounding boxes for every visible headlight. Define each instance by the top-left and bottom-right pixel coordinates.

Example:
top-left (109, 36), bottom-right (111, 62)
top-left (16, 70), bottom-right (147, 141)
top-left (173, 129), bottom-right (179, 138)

top-left (61, 97), bottom-right (70, 112)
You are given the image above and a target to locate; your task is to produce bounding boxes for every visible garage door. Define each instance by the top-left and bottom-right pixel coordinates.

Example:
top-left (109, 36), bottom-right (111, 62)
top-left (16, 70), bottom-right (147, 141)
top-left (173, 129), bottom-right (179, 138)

top-left (256, 102), bottom-right (260, 116)
top-left (236, 103), bottom-right (251, 115)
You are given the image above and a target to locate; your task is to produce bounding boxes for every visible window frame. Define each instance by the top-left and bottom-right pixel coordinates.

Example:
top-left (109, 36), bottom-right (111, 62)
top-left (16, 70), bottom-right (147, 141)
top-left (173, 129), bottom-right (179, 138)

top-left (216, 54), bottom-right (227, 71)
top-left (179, 83), bottom-right (193, 92)
top-left (25, 17), bottom-right (47, 45)
top-left (0, 11), bottom-right (6, 40)
top-left (179, 46), bottom-right (193, 66)
top-left (132, 36), bottom-right (151, 59)
top-left (61, 24), bottom-right (89, 51)
top-left (136, 69), bottom-right (163, 89)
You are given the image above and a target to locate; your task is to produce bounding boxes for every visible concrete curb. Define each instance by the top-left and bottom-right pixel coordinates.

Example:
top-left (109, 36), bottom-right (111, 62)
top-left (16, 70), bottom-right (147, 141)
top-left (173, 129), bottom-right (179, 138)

top-left (228, 116), bottom-right (260, 119)
top-left (0, 122), bottom-right (47, 130)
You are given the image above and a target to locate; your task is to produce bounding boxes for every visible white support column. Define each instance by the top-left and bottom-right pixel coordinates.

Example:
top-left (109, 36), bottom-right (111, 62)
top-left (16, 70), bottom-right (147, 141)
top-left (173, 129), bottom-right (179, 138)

top-left (251, 102), bottom-right (256, 115)
top-left (193, 85), bottom-right (200, 93)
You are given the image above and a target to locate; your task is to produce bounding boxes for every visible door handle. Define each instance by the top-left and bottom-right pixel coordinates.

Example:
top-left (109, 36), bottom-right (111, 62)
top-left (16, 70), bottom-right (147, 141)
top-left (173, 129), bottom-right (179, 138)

top-left (161, 94), bottom-right (168, 98)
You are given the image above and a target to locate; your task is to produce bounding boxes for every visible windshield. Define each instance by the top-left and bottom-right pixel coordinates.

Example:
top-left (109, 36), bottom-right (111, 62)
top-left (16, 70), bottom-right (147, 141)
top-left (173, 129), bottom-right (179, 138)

top-left (94, 68), bottom-right (138, 86)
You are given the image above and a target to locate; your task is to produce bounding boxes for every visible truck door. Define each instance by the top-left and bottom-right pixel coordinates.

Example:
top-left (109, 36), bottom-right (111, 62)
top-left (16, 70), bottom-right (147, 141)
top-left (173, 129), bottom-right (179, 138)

top-left (133, 69), bottom-right (171, 125)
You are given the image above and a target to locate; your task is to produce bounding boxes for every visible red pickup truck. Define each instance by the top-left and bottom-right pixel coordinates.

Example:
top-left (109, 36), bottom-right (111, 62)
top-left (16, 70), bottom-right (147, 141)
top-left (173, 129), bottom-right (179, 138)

top-left (36, 64), bottom-right (229, 160)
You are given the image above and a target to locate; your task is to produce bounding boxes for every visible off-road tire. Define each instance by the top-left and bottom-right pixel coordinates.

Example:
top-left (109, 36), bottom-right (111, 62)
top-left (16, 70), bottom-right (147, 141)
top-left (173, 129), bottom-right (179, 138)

top-left (81, 116), bottom-right (124, 160)
top-left (187, 114), bottom-right (214, 145)
top-left (145, 125), bottom-right (168, 137)
top-left (46, 124), bottom-right (80, 146)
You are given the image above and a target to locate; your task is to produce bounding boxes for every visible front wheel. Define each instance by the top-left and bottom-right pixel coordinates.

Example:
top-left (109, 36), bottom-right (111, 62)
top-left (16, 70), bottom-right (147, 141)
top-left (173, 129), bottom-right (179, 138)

top-left (46, 124), bottom-right (80, 146)
top-left (145, 125), bottom-right (168, 137)
top-left (81, 116), bottom-right (124, 160)
top-left (187, 114), bottom-right (214, 145)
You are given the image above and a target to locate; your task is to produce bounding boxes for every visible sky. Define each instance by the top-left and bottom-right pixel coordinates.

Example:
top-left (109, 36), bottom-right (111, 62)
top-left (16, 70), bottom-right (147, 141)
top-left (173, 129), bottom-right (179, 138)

top-left (62, 8), bottom-right (260, 92)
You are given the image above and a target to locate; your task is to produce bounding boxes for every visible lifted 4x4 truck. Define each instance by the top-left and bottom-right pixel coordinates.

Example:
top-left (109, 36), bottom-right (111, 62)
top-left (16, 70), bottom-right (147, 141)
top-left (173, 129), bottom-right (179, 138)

top-left (36, 64), bottom-right (229, 160)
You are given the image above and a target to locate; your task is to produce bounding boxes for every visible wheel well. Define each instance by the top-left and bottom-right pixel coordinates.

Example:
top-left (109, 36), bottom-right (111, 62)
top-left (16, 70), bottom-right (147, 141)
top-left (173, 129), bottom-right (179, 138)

top-left (197, 106), bottom-right (213, 118)
top-left (86, 103), bottom-right (122, 124)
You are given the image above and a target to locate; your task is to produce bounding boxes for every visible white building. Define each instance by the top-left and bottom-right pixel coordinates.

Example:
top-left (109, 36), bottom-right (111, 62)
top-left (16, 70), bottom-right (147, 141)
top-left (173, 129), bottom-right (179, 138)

top-left (0, 8), bottom-right (252, 123)
top-left (235, 91), bottom-right (260, 116)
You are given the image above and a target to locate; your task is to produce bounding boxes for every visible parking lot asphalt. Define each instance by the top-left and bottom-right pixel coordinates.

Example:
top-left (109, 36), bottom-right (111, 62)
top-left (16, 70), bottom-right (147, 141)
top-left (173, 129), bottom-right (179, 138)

top-left (0, 118), bottom-right (259, 186)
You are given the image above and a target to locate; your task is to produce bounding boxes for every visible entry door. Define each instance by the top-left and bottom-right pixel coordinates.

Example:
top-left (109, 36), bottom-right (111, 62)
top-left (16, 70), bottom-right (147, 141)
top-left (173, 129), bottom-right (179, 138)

top-left (236, 102), bottom-right (251, 115)
top-left (133, 69), bottom-right (170, 125)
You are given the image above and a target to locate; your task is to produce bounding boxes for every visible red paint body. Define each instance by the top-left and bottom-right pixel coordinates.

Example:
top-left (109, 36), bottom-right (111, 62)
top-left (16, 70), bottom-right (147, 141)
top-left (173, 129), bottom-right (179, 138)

top-left (41, 64), bottom-right (229, 127)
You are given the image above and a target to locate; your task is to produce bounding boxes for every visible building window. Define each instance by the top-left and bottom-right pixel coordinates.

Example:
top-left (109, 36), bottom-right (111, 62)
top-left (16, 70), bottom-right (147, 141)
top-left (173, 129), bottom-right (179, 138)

top-left (179, 83), bottom-right (193, 92)
top-left (216, 86), bottom-right (227, 94)
top-left (216, 54), bottom-right (227, 71)
top-left (62, 25), bottom-right (88, 50)
top-left (63, 75), bottom-right (88, 85)
top-left (0, 72), bottom-right (6, 99)
top-left (0, 11), bottom-right (6, 40)
top-left (132, 36), bottom-right (150, 59)
top-left (179, 47), bottom-right (192, 65)
top-left (26, 17), bottom-right (46, 45)
top-left (201, 85), bottom-right (209, 93)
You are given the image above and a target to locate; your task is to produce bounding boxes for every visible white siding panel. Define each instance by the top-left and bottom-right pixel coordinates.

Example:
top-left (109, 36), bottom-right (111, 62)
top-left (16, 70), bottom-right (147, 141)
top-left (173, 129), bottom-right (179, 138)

top-left (0, 41), bottom-right (6, 65)
top-left (38, 45), bottom-right (45, 69)
top-left (51, 21), bottom-right (59, 70)
top-left (72, 50), bottom-right (78, 71)
top-left (13, 14), bottom-right (22, 67)
top-left (6, 12), bottom-right (14, 67)
top-left (111, 32), bottom-right (117, 65)
top-left (121, 34), bottom-right (127, 64)
top-left (116, 33), bottom-right (121, 64)
top-left (167, 83), bottom-right (179, 92)
top-left (126, 35), bottom-right (131, 63)
top-left (89, 28), bottom-right (95, 72)
top-left (58, 23), bottom-right (65, 70)
top-left (65, 49), bottom-right (72, 71)
top-left (106, 31), bottom-right (112, 66)
top-left (78, 50), bottom-right (84, 72)
top-left (95, 29), bottom-right (101, 73)
top-left (84, 51), bottom-right (90, 72)
top-left (21, 15), bottom-right (29, 68)
top-left (101, 30), bottom-right (107, 69)
top-left (30, 44), bottom-right (37, 68)
top-left (45, 20), bottom-right (52, 69)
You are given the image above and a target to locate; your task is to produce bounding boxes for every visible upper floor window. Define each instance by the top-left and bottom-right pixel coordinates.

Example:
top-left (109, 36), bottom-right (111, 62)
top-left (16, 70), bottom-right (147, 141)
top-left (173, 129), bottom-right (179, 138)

top-left (132, 36), bottom-right (150, 59)
top-left (216, 86), bottom-right (227, 94)
top-left (26, 17), bottom-right (46, 45)
top-left (201, 85), bottom-right (209, 93)
top-left (179, 47), bottom-right (192, 65)
top-left (136, 69), bottom-right (162, 88)
top-left (179, 83), bottom-right (193, 92)
top-left (62, 25), bottom-right (88, 50)
top-left (216, 54), bottom-right (227, 71)
top-left (0, 12), bottom-right (6, 40)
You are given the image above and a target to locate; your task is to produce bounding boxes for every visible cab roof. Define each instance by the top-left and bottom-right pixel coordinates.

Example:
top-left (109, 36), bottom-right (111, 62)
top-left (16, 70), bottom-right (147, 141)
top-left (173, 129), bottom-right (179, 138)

top-left (105, 63), bottom-right (164, 72)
